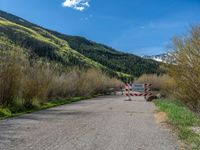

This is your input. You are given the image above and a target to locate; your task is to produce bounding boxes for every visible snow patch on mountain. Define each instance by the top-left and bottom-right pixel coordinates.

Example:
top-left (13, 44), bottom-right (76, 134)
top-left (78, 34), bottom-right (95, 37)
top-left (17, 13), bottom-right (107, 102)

top-left (142, 53), bottom-right (176, 63)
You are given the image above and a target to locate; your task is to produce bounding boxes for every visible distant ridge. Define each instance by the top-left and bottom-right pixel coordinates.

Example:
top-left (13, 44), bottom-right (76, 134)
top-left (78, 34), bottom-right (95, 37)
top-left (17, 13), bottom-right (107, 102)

top-left (0, 10), bottom-right (162, 78)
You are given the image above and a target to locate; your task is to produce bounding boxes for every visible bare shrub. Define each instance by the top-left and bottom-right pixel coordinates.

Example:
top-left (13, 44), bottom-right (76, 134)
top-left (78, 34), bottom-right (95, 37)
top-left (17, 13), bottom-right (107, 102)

top-left (0, 47), bottom-right (26, 106)
top-left (135, 74), bottom-right (176, 97)
top-left (85, 69), bottom-right (122, 95)
top-left (0, 47), bottom-right (122, 109)
top-left (135, 74), bottom-right (162, 90)
top-left (22, 61), bottom-right (53, 108)
top-left (48, 70), bottom-right (79, 99)
top-left (77, 69), bottom-right (121, 95)
top-left (160, 75), bottom-right (176, 97)
top-left (169, 25), bottom-right (200, 111)
top-left (76, 69), bottom-right (98, 96)
top-left (48, 69), bottom-right (123, 98)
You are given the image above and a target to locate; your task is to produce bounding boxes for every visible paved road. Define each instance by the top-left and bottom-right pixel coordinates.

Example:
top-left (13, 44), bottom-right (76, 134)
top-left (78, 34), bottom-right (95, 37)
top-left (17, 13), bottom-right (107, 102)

top-left (0, 96), bottom-right (179, 150)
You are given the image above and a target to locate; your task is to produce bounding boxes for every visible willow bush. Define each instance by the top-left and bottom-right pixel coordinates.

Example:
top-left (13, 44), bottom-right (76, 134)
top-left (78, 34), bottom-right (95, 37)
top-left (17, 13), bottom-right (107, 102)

top-left (135, 74), bottom-right (176, 97)
top-left (168, 25), bottom-right (200, 111)
top-left (0, 47), bottom-right (26, 106)
top-left (0, 46), bottom-right (122, 109)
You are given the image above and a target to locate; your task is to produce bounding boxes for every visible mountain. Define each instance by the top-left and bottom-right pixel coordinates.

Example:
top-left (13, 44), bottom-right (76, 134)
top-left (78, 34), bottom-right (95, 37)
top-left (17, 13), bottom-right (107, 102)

top-left (0, 10), bottom-right (162, 79)
top-left (142, 53), bottom-right (175, 64)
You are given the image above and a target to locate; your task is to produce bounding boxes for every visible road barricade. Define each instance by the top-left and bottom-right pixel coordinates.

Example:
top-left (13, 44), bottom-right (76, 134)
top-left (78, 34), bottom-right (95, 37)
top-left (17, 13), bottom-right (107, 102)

top-left (122, 83), bottom-right (153, 100)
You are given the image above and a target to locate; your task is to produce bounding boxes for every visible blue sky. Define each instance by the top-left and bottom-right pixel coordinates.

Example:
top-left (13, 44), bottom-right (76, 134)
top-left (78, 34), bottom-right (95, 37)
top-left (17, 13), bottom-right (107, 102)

top-left (0, 0), bottom-right (200, 55)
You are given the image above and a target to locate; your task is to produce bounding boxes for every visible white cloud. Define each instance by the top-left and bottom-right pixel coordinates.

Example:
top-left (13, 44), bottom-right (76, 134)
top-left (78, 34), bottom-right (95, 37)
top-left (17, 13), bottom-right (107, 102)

top-left (62, 0), bottom-right (90, 11)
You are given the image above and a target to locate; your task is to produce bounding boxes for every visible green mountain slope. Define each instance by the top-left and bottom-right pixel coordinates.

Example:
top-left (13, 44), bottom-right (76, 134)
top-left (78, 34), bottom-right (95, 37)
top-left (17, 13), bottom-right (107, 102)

top-left (0, 13), bottom-right (104, 68)
top-left (0, 10), bottom-right (161, 78)
top-left (51, 33), bottom-right (161, 76)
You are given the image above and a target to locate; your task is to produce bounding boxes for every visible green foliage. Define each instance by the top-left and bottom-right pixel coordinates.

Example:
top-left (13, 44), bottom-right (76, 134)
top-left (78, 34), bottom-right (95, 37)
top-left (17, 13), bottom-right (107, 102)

top-left (154, 99), bottom-right (200, 149)
top-left (0, 107), bottom-right (11, 117)
top-left (9, 98), bottom-right (26, 113)
top-left (51, 34), bottom-right (162, 77)
top-left (0, 96), bottom-right (89, 119)
top-left (155, 100), bottom-right (199, 126)
top-left (0, 10), bottom-right (161, 80)
top-left (42, 96), bottom-right (90, 109)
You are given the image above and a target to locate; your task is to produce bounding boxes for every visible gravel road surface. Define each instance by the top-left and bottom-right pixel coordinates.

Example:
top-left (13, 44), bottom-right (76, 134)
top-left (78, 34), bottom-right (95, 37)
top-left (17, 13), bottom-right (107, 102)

top-left (0, 96), bottom-right (179, 150)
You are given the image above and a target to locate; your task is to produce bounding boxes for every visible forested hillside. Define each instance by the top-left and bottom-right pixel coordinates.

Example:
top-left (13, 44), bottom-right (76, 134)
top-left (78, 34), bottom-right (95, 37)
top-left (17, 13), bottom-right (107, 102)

top-left (0, 10), bottom-right (161, 79)
top-left (49, 32), bottom-right (161, 77)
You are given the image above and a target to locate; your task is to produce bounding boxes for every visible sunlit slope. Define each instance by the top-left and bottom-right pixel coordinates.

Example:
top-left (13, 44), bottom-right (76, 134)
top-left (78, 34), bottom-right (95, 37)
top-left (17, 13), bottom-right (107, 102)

top-left (0, 18), bottom-right (105, 69)
top-left (0, 10), bottom-right (161, 78)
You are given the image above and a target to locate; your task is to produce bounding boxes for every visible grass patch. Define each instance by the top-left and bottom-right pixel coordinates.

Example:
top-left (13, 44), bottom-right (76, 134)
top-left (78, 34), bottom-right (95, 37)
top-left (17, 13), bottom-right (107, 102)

top-left (154, 99), bottom-right (200, 150)
top-left (0, 96), bottom-right (91, 120)
top-left (41, 96), bottom-right (91, 109)
top-left (0, 107), bottom-right (12, 117)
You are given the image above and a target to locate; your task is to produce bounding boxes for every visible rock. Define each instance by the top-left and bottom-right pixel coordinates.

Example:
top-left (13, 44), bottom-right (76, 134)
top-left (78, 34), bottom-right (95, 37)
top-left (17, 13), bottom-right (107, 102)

top-left (146, 95), bottom-right (158, 102)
